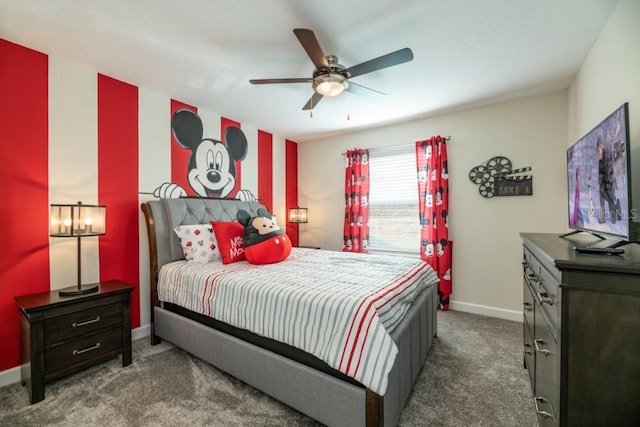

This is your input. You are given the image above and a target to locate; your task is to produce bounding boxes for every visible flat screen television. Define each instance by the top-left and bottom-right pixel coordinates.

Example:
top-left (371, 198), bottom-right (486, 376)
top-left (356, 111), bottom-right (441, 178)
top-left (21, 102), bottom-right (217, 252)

top-left (566, 102), bottom-right (635, 246)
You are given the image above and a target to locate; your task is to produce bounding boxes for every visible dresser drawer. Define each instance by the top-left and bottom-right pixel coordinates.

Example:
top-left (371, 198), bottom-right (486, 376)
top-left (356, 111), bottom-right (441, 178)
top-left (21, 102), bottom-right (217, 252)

top-left (44, 303), bottom-right (122, 345)
top-left (44, 327), bottom-right (123, 376)
top-left (534, 307), bottom-right (559, 414)
top-left (537, 265), bottom-right (559, 329)
top-left (523, 248), bottom-right (559, 332)
top-left (523, 319), bottom-right (535, 391)
top-left (533, 384), bottom-right (557, 427)
top-left (523, 279), bottom-right (535, 336)
top-left (533, 321), bottom-right (558, 427)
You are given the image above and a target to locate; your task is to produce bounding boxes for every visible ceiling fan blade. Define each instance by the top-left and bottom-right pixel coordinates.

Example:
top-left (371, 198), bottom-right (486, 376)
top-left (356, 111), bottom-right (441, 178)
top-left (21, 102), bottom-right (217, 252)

top-left (347, 81), bottom-right (386, 97)
top-left (344, 47), bottom-right (413, 78)
top-left (250, 78), bottom-right (312, 84)
top-left (302, 92), bottom-right (324, 110)
top-left (293, 28), bottom-right (329, 68)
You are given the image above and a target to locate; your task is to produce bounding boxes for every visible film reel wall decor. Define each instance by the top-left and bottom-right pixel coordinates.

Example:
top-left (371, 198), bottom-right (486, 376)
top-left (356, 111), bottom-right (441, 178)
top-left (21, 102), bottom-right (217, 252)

top-left (469, 156), bottom-right (532, 198)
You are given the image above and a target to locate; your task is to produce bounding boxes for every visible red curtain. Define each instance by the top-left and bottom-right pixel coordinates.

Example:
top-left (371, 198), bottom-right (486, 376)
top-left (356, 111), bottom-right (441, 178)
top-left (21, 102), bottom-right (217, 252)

top-left (343, 148), bottom-right (370, 253)
top-left (416, 137), bottom-right (452, 310)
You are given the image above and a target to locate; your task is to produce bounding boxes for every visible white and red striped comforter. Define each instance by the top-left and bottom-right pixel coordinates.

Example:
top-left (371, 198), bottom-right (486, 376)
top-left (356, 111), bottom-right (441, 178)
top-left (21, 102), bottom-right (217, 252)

top-left (158, 248), bottom-right (438, 395)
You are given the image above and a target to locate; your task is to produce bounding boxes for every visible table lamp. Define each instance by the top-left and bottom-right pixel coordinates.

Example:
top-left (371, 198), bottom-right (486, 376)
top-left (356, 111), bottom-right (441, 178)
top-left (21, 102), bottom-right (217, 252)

top-left (50, 201), bottom-right (106, 296)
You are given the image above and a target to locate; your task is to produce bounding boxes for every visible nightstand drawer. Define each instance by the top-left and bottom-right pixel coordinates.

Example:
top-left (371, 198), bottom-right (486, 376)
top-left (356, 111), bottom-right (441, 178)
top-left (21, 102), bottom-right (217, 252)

top-left (44, 303), bottom-right (122, 345)
top-left (44, 327), bottom-right (122, 376)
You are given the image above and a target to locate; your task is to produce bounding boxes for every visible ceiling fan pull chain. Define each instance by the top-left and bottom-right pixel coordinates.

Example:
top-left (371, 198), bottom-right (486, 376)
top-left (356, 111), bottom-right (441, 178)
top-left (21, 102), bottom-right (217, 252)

top-left (346, 93), bottom-right (351, 120)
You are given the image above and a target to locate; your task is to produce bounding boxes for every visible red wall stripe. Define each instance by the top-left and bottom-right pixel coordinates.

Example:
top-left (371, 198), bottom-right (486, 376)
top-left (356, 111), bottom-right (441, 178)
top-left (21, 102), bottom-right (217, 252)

top-left (171, 100), bottom-right (197, 196)
top-left (221, 117), bottom-right (243, 198)
top-left (0, 39), bottom-right (50, 370)
top-left (258, 130), bottom-right (273, 212)
top-left (97, 74), bottom-right (140, 328)
top-left (285, 140), bottom-right (299, 246)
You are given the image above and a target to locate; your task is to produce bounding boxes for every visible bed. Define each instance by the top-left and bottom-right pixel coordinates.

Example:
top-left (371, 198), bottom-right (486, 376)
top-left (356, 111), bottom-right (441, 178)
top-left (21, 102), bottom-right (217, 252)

top-left (141, 197), bottom-right (439, 426)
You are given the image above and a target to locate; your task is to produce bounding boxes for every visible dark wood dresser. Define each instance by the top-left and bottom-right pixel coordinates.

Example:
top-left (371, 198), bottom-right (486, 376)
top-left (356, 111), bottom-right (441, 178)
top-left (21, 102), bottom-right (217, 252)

top-left (520, 233), bottom-right (640, 426)
top-left (15, 280), bottom-right (134, 403)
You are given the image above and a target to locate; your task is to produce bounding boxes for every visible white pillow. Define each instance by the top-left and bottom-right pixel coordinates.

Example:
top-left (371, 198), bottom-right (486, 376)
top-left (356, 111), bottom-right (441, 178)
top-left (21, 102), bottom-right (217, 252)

top-left (173, 224), bottom-right (221, 263)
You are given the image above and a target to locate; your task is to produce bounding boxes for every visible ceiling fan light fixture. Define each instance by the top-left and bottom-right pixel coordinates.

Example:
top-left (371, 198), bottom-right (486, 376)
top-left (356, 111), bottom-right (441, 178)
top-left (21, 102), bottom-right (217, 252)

top-left (313, 73), bottom-right (348, 96)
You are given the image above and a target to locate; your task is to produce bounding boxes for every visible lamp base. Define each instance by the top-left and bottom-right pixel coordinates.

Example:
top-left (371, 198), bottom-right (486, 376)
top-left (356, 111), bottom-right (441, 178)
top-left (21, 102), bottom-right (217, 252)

top-left (58, 283), bottom-right (99, 297)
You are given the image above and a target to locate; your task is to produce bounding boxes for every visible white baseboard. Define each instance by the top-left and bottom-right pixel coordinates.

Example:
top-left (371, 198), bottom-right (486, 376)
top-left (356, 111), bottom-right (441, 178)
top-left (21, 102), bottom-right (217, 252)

top-left (449, 300), bottom-right (523, 322)
top-left (0, 324), bottom-right (152, 389)
top-left (132, 323), bottom-right (151, 341)
top-left (0, 366), bottom-right (21, 389)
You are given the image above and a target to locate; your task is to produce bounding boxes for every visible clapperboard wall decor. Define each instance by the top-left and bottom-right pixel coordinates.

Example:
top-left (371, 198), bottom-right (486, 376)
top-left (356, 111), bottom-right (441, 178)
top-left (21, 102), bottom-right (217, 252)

top-left (468, 156), bottom-right (532, 198)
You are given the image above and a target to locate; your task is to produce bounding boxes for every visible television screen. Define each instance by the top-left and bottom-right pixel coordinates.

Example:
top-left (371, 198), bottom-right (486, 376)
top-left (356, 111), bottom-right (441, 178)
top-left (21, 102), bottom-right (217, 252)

top-left (567, 103), bottom-right (632, 240)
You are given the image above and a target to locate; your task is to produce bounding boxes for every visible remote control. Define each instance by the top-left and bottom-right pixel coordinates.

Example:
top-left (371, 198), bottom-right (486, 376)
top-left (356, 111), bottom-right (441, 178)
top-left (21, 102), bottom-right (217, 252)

top-left (573, 246), bottom-right (625, 255)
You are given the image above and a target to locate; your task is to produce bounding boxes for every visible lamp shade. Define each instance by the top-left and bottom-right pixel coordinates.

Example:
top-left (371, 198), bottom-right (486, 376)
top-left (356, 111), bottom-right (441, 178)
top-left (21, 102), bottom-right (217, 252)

top-left (313, 73), bottom-right (348, 97)
top-left (50, 202), bottom-right (106, 237)
top-left (288, 207), bottom-right (308, 224)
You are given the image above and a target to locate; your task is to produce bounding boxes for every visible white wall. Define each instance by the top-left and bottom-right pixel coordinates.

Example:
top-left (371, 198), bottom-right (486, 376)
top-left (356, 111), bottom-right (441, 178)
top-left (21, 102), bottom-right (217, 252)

top-left (568, 0), bottom-right (640, 219)
top-left (298, 91), bottom-right (568, 319)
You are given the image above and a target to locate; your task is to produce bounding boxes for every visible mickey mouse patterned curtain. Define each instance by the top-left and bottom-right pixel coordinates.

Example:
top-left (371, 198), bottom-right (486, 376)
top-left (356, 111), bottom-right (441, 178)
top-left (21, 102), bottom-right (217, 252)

top-left (416, 136), bottom-right (452, 310)
top-left (343, 148), bottom-right (370, 253)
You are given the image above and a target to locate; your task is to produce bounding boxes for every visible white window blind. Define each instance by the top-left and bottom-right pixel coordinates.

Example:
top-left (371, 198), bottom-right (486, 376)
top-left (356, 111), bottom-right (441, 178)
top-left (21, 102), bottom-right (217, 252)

top-left (368, 145), bottom-right (420, 254)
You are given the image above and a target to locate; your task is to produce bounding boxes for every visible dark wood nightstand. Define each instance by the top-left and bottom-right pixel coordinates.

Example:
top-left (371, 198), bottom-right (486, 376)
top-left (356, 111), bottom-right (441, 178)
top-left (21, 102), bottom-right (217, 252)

top-left (15, 280), bottom-right (134, 404)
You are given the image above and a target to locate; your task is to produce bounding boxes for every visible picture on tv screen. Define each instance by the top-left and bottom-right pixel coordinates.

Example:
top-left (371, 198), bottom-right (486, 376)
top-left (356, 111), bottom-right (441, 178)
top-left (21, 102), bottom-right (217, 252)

top-left (567, 103), bottom-right (632, 240)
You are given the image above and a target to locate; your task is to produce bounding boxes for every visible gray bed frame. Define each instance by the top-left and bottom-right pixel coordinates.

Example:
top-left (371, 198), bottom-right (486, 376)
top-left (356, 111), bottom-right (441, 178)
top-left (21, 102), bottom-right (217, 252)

top-left (141, 198), bottom-right (437, 427)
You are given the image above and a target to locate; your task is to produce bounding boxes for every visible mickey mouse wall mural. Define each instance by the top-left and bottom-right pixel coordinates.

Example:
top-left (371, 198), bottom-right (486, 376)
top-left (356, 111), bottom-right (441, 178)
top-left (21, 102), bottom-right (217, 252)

top-left (150, 109), bottom-right (256, 201)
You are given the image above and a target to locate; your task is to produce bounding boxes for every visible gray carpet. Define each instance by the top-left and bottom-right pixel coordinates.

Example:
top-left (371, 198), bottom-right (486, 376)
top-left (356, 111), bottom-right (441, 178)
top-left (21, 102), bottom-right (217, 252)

top-left (0, 310), bottom-right (537, 426)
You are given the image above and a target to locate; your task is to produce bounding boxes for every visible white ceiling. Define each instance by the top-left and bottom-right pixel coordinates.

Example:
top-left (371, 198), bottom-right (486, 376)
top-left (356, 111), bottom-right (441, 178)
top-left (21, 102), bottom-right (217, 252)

top-left (0, 0), bottom-right (619, 142)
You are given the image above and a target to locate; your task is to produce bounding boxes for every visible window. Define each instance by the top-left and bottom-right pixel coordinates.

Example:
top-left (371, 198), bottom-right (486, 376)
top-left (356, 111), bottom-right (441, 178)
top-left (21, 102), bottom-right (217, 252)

top-left (368, 145), bottom-right (420, 254)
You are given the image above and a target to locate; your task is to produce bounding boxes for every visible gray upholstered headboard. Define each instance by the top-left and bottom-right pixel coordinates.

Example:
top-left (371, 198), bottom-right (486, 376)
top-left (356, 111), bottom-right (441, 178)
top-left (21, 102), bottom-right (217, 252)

top-left (142, 197), bottom-right (265, 279)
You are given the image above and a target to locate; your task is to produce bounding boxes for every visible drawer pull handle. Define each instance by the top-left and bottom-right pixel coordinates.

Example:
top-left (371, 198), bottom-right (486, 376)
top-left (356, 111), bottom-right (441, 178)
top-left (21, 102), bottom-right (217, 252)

top-left (73, 343), bottom-right (101, 355)
top-left (523, 302), bottom-right (533, 312)
top-left (72, 316), bottom-right (101, 328)
top-left (534, 339), bottom-right (551, 356)
top-left (536, 292), bottom-right (553, 305)
top-left (533, 396), bottom-right (554, 419)
top-left (524, 343), bottom-right (533, 355)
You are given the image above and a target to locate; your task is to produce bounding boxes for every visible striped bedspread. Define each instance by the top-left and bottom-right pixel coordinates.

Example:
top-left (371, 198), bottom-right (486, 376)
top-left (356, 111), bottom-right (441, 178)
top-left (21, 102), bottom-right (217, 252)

top-left (158, 248), bottom-right (438, 395)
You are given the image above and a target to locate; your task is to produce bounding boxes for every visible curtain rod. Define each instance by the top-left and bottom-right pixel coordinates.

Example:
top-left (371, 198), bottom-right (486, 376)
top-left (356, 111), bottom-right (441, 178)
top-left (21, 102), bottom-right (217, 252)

top-left (342, 135), bottom-right (451, 156)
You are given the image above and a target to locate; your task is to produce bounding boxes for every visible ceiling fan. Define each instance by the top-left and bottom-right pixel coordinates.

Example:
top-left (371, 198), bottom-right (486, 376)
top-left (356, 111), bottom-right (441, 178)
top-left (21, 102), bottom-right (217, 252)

top-left (249, 28), bottom-right (414, 111)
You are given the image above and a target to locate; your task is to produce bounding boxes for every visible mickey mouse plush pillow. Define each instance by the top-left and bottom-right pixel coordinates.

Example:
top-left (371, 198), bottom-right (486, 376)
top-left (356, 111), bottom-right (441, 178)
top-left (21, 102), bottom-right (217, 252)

top-left (237, 208), bottom-right (291, 264)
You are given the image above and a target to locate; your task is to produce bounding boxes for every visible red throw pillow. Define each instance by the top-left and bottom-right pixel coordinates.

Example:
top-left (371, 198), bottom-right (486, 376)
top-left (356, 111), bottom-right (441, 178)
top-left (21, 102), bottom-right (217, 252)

top-left (210, 221), bottom-right (246, 264)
